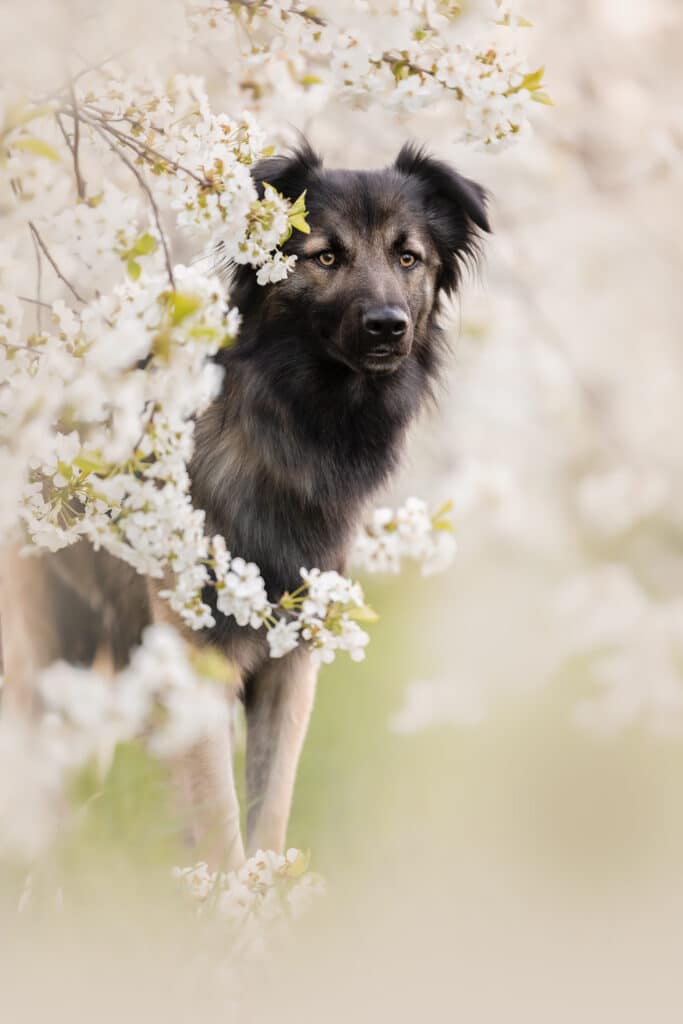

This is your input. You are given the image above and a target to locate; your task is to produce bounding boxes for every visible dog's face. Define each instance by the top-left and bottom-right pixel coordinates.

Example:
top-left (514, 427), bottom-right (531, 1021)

top-left (231, 143), bottom-right (489, 376)
top-left (290, 171), bottom-right (443, 376)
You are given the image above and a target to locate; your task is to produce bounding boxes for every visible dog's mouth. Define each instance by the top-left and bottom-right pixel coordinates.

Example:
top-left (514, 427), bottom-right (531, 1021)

top-left (361, 347), bottom-right (408, 375)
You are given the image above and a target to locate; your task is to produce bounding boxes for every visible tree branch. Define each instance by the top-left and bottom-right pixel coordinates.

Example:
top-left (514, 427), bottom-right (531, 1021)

top-left (68, 80), bottom-right (86, 200)
top-left (30, 227), bottom-right (44, 332)
top-left (28, 221), bottom-right (87, 304)
top-left (85, 121), bottom-right (176, 291)
top-left (18, 295), bottom-right (52, 310)
top-left (78, 108), bottom-right (208, 187)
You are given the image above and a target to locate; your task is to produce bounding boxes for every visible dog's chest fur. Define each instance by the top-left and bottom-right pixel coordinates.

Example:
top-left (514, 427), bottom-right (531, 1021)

top-left (190, 343), bottom-right (428, 654)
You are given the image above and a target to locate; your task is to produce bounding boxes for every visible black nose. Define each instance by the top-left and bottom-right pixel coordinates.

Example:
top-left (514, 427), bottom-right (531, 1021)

top-left (362, 306), bottom-right (409, 343)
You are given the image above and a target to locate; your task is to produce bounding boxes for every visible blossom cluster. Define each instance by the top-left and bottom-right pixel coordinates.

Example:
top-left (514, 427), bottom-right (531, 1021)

top-left (0, 2), bottom-right (546, 790)
top-left (209, 539), bottom-right (373, 665)
top-left (168, 534), bottom-right (374, 664)
top-left (174, 849), bottom-right (324, 956)
top-left (267, 568), bottom-right (372, 664)
top-left (187, 0), bottom-right (548, 148)
top-left (1, 0), bottom-right (540, 676)
top-left (1, 69), bottom-right (375, 663)
top-left (37, 624), bottom-right (233, 766)
top-left (0, 625), bottom-right (233, 858)
top-left (351, 497), bottom-right (457, 576)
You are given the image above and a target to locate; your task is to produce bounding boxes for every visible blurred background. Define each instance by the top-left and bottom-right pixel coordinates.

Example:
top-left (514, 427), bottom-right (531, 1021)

top-left (290, 1), bottom-right (683, 1016)
top-left (4, 0), bottom-right (683, 1019)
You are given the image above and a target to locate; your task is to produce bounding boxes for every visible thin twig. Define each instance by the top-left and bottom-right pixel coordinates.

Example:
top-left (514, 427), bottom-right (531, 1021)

top-left (55, 112), bottom-right (73, 153)
top-left (70, 51), bottom-right (127, 85)
top-left (229, 0), bottom-right (326, 27)
top-left (18, 295), bottom-right (53, 310)
top-left (30, 227), bottom-right (44, 332)
top-left (68, 79), bottom-right (86, 200)
top-left (28, 221), bottom-right (87, 304)
top-left (77, 107), bottom-right (208, 186)
top-left (85, 120), bottom-right (176, 290)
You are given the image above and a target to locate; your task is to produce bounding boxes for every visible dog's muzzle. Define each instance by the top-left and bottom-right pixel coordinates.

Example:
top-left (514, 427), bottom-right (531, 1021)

top-left (359, 305), bottom-right (411, 373)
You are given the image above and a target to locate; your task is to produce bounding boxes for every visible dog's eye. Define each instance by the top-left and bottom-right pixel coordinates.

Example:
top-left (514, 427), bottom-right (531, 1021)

top-left (317, 251), bottom-right (336, 268)
top-left (399, 252), bottom-right (418, 269)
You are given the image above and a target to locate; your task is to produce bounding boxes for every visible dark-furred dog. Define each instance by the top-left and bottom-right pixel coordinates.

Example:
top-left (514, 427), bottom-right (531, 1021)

top-left (0, 143), bottom-right (489, 866)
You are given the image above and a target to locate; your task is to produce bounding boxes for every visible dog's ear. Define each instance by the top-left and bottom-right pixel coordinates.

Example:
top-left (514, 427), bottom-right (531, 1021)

top-left (394, 143), bottom-right (490, 293)
top-left (250, 138), bottom-right (322, 202)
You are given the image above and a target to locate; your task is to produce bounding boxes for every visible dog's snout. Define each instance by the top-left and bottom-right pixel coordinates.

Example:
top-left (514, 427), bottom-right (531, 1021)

top-left (362, 306), bottom-right (409, 342)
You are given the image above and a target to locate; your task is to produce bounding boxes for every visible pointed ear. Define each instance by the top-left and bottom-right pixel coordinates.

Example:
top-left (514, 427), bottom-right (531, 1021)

top-left (395, 143), bottom-right (491, 293)
top-left (250, 138), bottom-right (322, 202)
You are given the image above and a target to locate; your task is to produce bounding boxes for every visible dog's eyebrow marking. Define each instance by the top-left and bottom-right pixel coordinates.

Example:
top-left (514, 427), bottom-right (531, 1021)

top-left (302, 229), bottom-right (349, 257)
top-left (392, 230), bottom-right (426, 258)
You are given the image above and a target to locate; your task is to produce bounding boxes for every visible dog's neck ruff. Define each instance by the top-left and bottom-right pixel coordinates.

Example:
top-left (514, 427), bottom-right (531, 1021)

top-left (190, 326), bottom-right (435, 615)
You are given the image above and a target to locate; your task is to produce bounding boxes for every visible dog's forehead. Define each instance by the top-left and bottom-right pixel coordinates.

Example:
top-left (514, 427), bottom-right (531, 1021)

top-left (305, 167), bottom-right (426, 239)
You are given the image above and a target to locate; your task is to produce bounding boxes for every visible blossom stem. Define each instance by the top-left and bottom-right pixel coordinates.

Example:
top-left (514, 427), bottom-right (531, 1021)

top-left (67, 79), bottom-right (86, 200)
top-left (79, 108), bottom-right (209, 187)
top-left (27, 221), bottom-right (86, 304)
top-left (85, 121), bottom-right (176, 291)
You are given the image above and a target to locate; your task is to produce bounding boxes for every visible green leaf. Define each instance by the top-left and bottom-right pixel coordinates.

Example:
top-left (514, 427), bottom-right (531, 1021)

top-left (497, 14), bottom-right (533, 27)
top-left (289, 214), bottom-right (310, 234)
top-left (3, 103), bottom-right (54, 133)
top-left (127, 258), bottom-right (141, 281)
top-left (505, 66), bottom-right (547, 98)
top-left (74, 451), bottom-right (110, 475)
top-left (288, 191), bottom-right (307, 217)
top-left (131, 232), bottom-right (158, 256)
top-left (287, 189), bottom-right (310, 235)
top-left (11, 136), bottom-right (61, 161)
top-left (519, 66), bottom-right (545, 92)
top-left (167, 292), bottom-right (202, 325)
top-left (432, 499), bottom-right (454, 520)
top-left (347, 604), bottom-right (379, 624)
top-left (286, 849), bottom-right (311, 879)
top-left (531, 91), bottom-right (554, 106)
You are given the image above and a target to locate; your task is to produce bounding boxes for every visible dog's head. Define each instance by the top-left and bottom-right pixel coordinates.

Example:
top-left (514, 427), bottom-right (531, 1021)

top-left (229, 141), bottom-right (490, 376)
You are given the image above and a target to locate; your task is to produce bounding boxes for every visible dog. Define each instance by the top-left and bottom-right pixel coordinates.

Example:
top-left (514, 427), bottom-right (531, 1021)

top-left (0, 142), bottom-right (489, 867)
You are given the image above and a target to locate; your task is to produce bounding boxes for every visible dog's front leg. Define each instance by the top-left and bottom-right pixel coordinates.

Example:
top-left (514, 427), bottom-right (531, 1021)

top-left (147, 578), bottom-right (245, 870)
top-left (244, 648), bottom-right (318, 854)
top-left (171, 718), bottom-right (245, 871)
top-left (0, 543), bottom-right (75, 717)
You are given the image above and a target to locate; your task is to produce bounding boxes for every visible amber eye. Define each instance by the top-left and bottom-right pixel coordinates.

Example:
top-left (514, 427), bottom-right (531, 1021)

top-left (317, 251), bottom-right (336, 267)
top-left (399, 252), bottom-right (418, 269)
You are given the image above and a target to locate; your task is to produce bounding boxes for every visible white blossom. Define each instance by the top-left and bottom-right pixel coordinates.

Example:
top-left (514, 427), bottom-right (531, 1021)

top-left (173, 847), bottom-right (325, 955)
top-left (37, 625), bottom-right (231, 768)
top-left (215, 555), bottom-right (272, 629)
top-left (266, 618), bottom-right (301, 658)
top-left (351, 497), bottom-right (457, 576)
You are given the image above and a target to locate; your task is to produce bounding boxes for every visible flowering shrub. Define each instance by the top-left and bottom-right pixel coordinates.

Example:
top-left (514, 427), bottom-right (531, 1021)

top-left (1, 1), bottom-right (542, 663)
top-left (4, 4), bottom-right (683, 1015)
top-left (0, 0), bottom-right (544, 938)
top-left (184, 0), bottom-right (548, 148)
